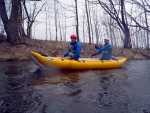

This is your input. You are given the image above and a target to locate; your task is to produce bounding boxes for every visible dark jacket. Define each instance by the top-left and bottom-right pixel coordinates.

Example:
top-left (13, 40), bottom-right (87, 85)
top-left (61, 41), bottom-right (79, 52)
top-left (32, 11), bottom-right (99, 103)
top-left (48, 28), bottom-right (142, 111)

top-left (64, 42), bottom-right (82, 60)
top-left (96, 43), bottom-right (112, 60)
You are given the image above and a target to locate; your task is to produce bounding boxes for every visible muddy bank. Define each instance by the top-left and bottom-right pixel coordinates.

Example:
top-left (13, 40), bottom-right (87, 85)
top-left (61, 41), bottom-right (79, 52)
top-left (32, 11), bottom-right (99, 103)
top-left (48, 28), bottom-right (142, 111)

top-left (0, 39), bottom-right (150, 61)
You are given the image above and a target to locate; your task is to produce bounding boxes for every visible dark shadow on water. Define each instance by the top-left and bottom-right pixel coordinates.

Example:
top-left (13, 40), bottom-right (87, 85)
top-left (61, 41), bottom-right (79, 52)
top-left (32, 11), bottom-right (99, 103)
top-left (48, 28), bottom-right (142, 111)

top-left (4, 64), bottom-right (22, 76)
top-left (1, 60), bottom-right (150, 113)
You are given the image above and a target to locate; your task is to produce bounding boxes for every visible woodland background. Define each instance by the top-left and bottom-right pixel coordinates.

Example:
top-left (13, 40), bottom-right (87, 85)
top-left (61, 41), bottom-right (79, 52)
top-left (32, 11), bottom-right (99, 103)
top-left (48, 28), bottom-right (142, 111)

top-left (0, 0), bottom-right (150, 61)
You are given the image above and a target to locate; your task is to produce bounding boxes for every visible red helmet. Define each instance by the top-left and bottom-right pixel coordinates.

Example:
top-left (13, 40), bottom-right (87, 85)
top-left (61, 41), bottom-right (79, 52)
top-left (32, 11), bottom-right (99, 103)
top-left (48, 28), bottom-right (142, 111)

top-left (70, 34), bottom-right (77, 39)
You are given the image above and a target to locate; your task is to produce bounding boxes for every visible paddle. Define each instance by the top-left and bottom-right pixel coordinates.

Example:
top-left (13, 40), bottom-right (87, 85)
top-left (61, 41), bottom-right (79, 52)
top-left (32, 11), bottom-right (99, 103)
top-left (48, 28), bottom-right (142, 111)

top-left (111, 56), bottom-right (118, 62)
top-left (41, 53), bottom-right (47, 57)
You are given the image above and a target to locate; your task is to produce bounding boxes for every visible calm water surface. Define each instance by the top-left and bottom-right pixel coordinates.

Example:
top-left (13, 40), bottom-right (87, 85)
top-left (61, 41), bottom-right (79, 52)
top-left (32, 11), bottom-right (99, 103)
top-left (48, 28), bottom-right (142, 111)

top-left (0, 60), bottom-right (150, 113)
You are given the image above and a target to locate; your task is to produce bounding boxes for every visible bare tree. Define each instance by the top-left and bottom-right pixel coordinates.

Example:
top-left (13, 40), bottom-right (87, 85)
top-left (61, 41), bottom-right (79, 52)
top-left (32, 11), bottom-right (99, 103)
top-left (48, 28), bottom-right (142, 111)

top-left (0, 0), bottom-right (43, 44)
top-left (25, 2), bottom-right (44, 38)
top-left (126, 0), bottom-right (150, 50)
top-left (54, 0), bottom-right (58, 41)
top-left (97, 0), bottom-right (132, 48)
top-left (82, 13), bottom-right (86, 42)
top-left (75, 0), bottom-right (79, 42)
top-left (142, 0), bottom-right (149, 50)
top-left (92, 4), bottom-right (99, 44)
top-left (85, 0), bottom-right (91, 44)
top-left (0, 0), bottom-right (22, 44)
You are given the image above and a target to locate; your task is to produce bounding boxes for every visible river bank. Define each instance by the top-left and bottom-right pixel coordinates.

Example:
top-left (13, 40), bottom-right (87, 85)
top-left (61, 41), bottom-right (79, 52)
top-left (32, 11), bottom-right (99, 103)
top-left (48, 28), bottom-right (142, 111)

top-left (0, 38), bottom-right (150, 61)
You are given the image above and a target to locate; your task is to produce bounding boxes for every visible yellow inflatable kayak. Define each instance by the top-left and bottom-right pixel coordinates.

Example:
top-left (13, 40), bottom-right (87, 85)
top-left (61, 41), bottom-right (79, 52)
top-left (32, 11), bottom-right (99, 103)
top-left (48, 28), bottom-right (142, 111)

top-left (29, 51), bottom-right (127, 70)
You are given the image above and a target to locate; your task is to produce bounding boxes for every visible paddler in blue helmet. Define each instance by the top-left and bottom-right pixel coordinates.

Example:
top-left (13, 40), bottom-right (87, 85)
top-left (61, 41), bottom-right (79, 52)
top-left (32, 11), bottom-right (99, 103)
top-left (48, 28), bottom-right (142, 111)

top-left (64, 34), bottom-right (82, 60)
top-left (91, 38), bottom-right (112, 60)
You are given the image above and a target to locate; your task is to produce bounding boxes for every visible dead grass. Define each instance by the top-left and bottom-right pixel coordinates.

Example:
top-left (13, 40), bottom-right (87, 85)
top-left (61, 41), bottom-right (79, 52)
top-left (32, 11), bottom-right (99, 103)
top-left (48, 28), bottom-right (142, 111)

top-left (0, 38), bottom-right (150, 61)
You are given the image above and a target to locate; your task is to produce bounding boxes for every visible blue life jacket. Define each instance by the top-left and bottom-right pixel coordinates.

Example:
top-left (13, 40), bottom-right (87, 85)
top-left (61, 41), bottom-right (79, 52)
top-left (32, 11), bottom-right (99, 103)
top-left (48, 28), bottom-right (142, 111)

top-left (96, 43), bottom-right (112, 60)
top-left (64, 42), bottom-right (82, 60)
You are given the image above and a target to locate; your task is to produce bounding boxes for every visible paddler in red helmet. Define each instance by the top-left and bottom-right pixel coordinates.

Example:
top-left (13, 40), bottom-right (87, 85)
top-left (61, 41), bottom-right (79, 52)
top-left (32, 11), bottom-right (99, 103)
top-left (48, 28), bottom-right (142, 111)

top-left (64, 34), bottom-right (82, 60)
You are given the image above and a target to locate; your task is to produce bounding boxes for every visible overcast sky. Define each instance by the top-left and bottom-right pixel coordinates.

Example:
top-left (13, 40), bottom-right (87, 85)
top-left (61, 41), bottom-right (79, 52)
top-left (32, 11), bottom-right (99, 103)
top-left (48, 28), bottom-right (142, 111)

top-left (26, 0), bottom-right (134, 44)
top-left (26, 0), bottom-right (90, 42)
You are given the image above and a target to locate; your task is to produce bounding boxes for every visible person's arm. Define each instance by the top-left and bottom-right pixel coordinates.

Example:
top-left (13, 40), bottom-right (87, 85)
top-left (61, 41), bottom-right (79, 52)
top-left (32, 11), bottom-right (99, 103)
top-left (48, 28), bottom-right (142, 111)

top-left (99, 44), bottom-right (110, 51)
top-left (71, 44), bottom-right (81, 59)
top-left (96, 44), bottom-right (111, 54)
top-left (64, 45), bottom-right (71, 57)
top-left (91, 47), bottom-right (102, 58)
top-left (95, 48), bottom-right (102, 55)
top-left (64, 51), bottom-right (69, 57)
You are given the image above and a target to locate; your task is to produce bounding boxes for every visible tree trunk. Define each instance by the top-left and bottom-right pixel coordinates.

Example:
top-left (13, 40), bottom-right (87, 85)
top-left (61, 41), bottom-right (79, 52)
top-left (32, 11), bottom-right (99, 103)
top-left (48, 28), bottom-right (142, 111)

top-left (0, 0), bottom-right (11, 43)
top-left (82, 13), bottom-right (85, 43)
top-left (27, 23), bottom-right (33, 38)
top-left (0, 0), bottom-right (22, 44)
top-left (98, 0), bottom-right (131, 48)
top-left (85, 0), bottom-right (91, 44)
top-left (142, 0), bottom-right (149, 50)
top-left (120, 0), bottom-right (131, 48)
top-left (123, 28), bottom-right (131, 48)
top-left (18, 1), bottom-right (26, 38)
top-left (75, 0), bottom-right (79, 42)
top-left (54, 0), bottom-right (58, 41)
top-left (8, 0), bottom-right (20, 44)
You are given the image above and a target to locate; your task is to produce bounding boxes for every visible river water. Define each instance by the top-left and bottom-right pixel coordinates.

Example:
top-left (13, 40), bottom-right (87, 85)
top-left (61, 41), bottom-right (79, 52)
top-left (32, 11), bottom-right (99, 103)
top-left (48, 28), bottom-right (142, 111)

top-left (0, 60), bottom-right (150, 113)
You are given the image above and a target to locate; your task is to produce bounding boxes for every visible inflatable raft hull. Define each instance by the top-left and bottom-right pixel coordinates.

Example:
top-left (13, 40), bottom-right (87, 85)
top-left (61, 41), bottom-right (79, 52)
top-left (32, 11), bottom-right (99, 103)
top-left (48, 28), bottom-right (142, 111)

top-left (29, 51), bottom-right (127, 70)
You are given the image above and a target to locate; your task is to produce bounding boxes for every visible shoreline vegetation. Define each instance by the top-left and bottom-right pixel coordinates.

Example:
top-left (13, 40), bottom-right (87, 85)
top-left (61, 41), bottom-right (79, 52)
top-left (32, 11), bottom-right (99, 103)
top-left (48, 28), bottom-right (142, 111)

top-left (0, 38), bottom-right (150, 62)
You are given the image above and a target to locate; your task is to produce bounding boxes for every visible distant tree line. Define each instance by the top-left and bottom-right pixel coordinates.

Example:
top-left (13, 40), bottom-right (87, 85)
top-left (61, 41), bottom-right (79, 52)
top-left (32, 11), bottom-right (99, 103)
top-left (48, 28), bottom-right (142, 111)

top-left (0, 0), bottom-right (149, 50)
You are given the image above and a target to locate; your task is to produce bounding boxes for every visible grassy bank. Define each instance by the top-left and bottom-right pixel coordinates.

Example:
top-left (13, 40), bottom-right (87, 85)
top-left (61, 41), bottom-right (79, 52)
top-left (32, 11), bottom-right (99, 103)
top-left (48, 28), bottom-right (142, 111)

top-left (0, 38), bottom-right (150, 61)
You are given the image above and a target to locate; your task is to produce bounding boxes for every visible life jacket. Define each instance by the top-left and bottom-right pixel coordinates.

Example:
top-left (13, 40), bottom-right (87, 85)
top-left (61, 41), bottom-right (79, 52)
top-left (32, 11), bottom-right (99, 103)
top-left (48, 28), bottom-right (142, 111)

top-left (68, 46), bottom-right (76, 56)
top-left (102, 50), bottom-right (112, 54)
top-left (102, 44), bottom-right (112, 54)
